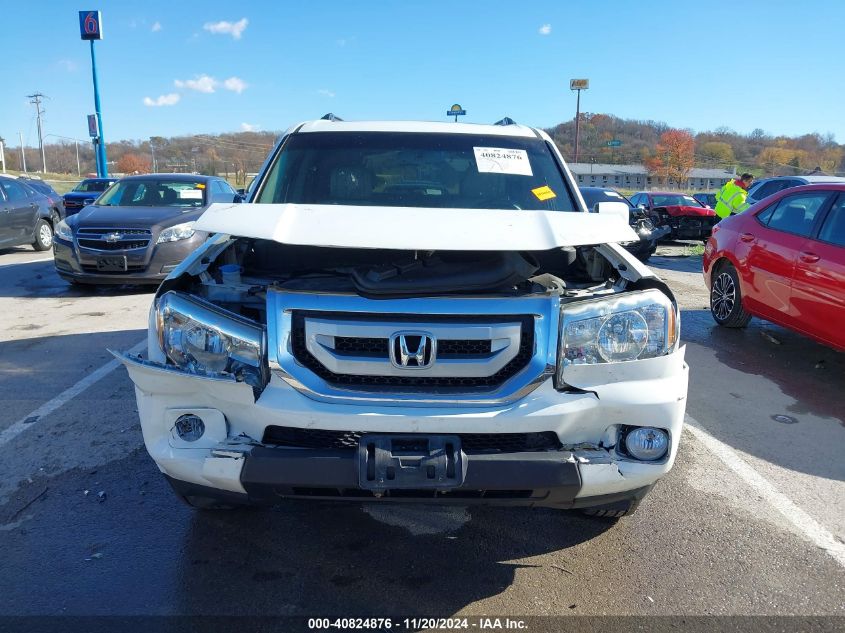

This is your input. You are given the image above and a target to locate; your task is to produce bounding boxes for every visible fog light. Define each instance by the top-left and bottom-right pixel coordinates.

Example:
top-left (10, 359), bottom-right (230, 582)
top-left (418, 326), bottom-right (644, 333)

top-left (174, 414), bottom-right (205, 442)
top-left (623, 427), bottom-right (669, 461)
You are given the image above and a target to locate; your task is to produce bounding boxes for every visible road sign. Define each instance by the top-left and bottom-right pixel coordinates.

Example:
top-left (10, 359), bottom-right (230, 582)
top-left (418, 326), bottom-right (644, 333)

top-left (87, 114), bottom-right (99, 138)
top-left (447, 104), bottom-right (467, 117)
top-left (79, 11), bottom-right (103, 40)
top-left (606, 140), bottom-right (622, 147)
top-left (570, 79), bottom-right (589, 90)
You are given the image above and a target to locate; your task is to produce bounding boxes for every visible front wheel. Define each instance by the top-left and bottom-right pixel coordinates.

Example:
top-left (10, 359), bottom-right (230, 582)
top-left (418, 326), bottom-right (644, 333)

top-left (32, 219), bottom-right (53, 251)
top-left (710, 263), bottom-right (751, 328)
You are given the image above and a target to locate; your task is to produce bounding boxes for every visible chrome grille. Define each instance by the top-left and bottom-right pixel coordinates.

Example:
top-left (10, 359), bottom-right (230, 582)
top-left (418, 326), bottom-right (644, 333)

top-left (76, 227), bottom-right (152, 251)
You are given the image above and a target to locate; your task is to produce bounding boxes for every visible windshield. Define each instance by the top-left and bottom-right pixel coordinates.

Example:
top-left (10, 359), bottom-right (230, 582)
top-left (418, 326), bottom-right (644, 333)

top-left (256, 131), bottom-right (578, 211)
top-left (651, 194), bottom-right (703, 207)
top-left (97, 180), bottom-right (207, 207)
top-left (73, 179), bottom-right (112, 193)
top-left (579, 188), bottom-right (633, 210)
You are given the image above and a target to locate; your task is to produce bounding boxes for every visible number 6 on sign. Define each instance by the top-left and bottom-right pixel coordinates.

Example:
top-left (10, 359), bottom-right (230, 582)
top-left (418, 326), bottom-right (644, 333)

top-left (78, 10), bottom-right (103, 40)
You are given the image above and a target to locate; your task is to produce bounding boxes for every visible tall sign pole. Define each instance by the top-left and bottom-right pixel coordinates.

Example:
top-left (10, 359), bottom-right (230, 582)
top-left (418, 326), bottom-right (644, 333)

top-left (570, 79), bottom-right (589, 163)
top-left (80, 10), bottom-right (108, 177)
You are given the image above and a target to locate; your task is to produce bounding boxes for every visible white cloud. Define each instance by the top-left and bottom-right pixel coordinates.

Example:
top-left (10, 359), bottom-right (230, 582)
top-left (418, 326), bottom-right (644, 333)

top-left (240, 122), bottom-right (261, 132)
top-left (317, 89), bottom-right (336, 98)
top-left (223, 77), bottom-right (248, 93)
top-left (538, 24), bottom-right (552, 35)
top-left (143, 93), bottom-right (181, 107)
top-left (174, 74), bottom-right (218, 93)
top-left (203, 18), bottom-right (248, 40)
top-left (58, 59), bottom-right (78, 72)
top-left (151, 21), bottom-right (162, 32)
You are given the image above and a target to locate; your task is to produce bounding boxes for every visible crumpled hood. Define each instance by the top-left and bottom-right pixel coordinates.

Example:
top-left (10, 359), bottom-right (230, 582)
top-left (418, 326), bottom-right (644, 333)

top-left (195, 203), bottom-right (639, 250)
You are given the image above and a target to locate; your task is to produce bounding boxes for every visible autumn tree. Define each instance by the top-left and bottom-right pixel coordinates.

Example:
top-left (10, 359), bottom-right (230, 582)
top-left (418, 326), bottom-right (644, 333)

top-left (644, 129), bottom-right (695, 187)
top-left (699, 141), bottom-right (735, 167)
top-left (116, 153), bottom-right (151, 174)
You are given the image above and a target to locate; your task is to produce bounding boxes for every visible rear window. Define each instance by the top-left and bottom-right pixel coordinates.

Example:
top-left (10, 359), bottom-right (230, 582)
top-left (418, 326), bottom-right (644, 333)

top-left (256, 132), bottom-right (578, 211)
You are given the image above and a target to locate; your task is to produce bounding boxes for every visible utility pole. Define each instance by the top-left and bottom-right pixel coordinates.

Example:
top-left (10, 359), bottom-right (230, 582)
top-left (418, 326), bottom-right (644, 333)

top-left (27, 93), bottom-right (47, 172)
top-left (0, 137), bottom-right (5, 174)
top-left (150, 139), bottom-right (157, 172)
top-left (18, 131), bottom-right (27, 173)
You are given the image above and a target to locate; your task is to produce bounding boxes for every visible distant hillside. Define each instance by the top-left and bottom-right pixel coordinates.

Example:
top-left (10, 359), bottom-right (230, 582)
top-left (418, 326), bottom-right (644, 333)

top-left (6, 114), bottom-right (844, 179)
top-left (547, 113), bottom-right (845, 177)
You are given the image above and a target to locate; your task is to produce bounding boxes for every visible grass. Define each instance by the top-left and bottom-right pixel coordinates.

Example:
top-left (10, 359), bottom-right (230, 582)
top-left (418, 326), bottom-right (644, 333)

top-left (685, 243), bottom-right (705, 256)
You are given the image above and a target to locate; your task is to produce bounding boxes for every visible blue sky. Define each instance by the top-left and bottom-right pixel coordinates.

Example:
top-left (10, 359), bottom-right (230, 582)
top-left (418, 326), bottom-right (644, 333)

top-left (3, 0), bottom-right (843, 147)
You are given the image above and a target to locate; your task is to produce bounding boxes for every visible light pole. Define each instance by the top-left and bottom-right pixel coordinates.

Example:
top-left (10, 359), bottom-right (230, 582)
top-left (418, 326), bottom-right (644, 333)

top-left (45, 134), bottom-right (84, 176)
top-left (18, 131), bottom-right (27, 173)
top-left (570, 79), bottom-right (589, 163)
top-left (79, 11), bottom-right (108, 177)
top-left (0, 137), bottom-right (5, 174)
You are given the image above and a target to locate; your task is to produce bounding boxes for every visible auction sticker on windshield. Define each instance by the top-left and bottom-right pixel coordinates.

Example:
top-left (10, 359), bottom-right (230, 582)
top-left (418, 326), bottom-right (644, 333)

top-left (473, 147), bottom-right (533, 176)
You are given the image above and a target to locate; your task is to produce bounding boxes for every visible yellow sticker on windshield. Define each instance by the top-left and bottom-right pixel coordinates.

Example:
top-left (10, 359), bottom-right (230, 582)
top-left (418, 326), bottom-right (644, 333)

top-left (532, 185), bottom-right (556, 201)
top-left (195, 183), bottom-right (206, 189)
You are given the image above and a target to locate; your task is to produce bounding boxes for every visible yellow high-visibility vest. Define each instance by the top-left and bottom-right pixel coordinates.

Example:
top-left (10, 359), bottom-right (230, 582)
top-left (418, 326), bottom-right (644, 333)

top-left (714, 180), bottom-right (750, 219)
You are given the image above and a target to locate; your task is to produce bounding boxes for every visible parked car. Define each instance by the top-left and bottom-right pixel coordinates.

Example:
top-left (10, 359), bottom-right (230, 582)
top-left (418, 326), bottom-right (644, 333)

top-left (62, 177), bottom-right (117, 215)
top-left (630, 191), bottom-right (718, 240)
top-left (53, 174), bottom-right (241, 285)
top-left (745, 175), bottom-right (845, 207)
top-left (693, 192), bottom-right (717, 209)
top-left (0, 175), bottom-right (57, 251)
top-left (579, 186), bottom-right (670, 261)
top-left (116, 118), bottom-right (689, 517)
top-left (17, 176), bottom-right (65, 219)
top-left (703, 184), bottom-right (845, 350)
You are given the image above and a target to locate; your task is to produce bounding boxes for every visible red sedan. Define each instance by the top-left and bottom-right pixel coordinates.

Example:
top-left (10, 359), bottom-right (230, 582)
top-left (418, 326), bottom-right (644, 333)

top-left (703, 184), bottom-right (845, 350)
top-left (630, 191), bottom-right (718, 240)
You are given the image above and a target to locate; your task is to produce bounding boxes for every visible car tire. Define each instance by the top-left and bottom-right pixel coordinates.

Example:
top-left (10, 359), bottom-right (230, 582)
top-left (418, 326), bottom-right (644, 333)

top-left (32, 219), bottom-right (53, 251)
top-left (580, 497), bottom-right (642, 519)
top-left (710, 263), bottom-right (751, 328)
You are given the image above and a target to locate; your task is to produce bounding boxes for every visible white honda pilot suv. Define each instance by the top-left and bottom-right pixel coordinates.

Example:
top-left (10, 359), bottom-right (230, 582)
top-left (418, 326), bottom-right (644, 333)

top-left (118, 117), bottom-right (688, 517)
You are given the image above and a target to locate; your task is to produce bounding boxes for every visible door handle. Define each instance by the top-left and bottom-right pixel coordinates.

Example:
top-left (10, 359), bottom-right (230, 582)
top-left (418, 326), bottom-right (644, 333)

top-left (799, 252), bottom-right (820, 263)
top-left (739, 233), bottom-right (756, 243)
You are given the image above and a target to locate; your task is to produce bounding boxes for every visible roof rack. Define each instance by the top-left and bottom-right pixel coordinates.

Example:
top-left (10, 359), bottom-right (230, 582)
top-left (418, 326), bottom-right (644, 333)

top-left (321, 113), bottom-right (344, 122)
top-left (494, 117), bottom-right (517, 126)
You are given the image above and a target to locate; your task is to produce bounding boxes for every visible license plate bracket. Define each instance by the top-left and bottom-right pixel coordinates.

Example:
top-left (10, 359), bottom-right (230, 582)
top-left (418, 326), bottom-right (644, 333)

top-left (358, 435), bottom-right (465, 491)
top-left (96, 256), bottom-right (127, 272)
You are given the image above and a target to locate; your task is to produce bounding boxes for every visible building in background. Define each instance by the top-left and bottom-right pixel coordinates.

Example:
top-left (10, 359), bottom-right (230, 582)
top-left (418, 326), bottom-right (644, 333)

top-left (568, 163), bottom-right (735, 191)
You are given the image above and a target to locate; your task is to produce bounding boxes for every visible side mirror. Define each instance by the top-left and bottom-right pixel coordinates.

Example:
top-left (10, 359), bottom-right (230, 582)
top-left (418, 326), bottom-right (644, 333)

top-left (232, 194), bottom-right (245, 203)
top-left (594, 201), bottom-right (630, 224)
top-left (236, 188), bottom-right (246, 196)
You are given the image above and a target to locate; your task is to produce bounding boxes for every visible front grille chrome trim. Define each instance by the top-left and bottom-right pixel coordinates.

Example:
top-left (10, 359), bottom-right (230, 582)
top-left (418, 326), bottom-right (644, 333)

top-left (266, 290), bottom-right (558, 407)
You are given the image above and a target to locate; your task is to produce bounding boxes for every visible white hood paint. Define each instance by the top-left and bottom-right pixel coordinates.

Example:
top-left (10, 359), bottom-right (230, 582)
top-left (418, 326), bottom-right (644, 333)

top-left (196, 203), bottom-right (639, 251)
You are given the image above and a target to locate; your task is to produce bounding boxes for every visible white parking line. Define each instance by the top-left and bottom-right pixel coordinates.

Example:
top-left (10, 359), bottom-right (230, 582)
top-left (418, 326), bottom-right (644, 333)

top-left (0, 340), bottom-right (146, 450)
top-left (0, 257), bottom-right (54, 268)
top-left (685, 414), bottom-right (845, 569)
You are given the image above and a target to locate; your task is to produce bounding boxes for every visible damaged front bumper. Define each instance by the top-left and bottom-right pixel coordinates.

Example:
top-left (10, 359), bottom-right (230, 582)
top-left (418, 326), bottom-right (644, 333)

top-left (116, 344), bottom-right (688, 509)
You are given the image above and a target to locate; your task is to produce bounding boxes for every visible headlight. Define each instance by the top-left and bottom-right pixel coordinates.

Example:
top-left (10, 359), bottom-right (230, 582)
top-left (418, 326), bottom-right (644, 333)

top-left (156, 291), bottom-right (267, 388)
top-left (559, 289), bottom-right (678, 371)
top-left (157, 222), bottom-right (196, 243)
top-left (56, 219), bottom-right (73, 241)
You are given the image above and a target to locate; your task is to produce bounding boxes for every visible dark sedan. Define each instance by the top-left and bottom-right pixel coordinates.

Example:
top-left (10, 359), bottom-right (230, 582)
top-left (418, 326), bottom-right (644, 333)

top-left (579, 186), bottom-right (670, 261)
top-left (0, 176), bottom-right (57, 252)
top-left (17, 177), bottom-right (65, 220)
top-left (53, 174), bottom-right (241, 285)
top-left (62, 177), bottom-right (118, 215)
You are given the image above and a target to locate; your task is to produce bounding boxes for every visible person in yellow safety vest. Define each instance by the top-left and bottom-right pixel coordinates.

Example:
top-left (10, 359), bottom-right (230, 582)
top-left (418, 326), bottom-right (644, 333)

top-left (714, 173), bottom-right (755, 219)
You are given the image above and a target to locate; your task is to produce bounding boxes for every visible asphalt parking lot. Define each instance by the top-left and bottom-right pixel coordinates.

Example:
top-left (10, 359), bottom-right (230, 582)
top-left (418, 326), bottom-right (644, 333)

top-left (0, 242), bottom-right (842, 622)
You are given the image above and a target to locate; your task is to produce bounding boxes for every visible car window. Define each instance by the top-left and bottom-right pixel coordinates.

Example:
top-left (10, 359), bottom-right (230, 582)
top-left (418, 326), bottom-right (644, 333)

top-left (98, 180), bottom-right (207, 207)
top-left (817, 195), bottom-right (845, 247)
top-left (579, 188), bottom-right (632, 210)
top-left (0, 179), bottom-right (28, 202)
top-left (762, 192), bottom-right (830, 237)
top-left (257, 131), bottom-right (578, 211)
top-left (650, 194), bottom-right (702, 207)
top-left (750, 180), bottom-right (791, 202)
